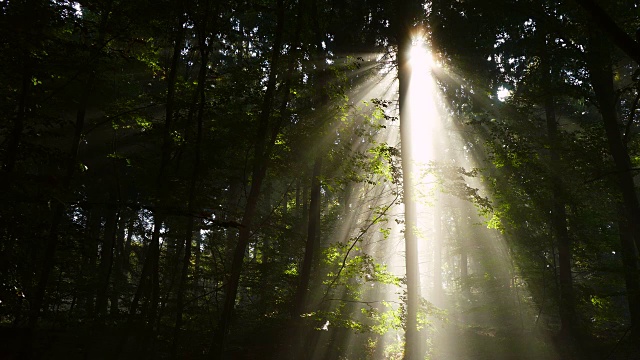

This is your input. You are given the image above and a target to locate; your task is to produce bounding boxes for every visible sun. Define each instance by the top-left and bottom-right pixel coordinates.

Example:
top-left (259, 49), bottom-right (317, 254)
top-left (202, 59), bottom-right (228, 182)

top-left (407, 40), bottom-right (438, 163)
top-left (410, 40), bottom-right (430, 70)
top-left (409, 37), bottom-right (438, 70)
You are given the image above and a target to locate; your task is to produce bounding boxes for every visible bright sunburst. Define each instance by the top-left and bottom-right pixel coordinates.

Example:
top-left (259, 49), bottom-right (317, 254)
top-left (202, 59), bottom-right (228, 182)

top-left (300, 36), bottom-right (550, 360)
top-left (408, 40), bottom-right (438, 164)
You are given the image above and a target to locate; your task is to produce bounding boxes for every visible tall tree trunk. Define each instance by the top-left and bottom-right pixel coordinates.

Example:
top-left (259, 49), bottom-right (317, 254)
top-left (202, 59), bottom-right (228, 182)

top-left (292, 0), bottom-right (326, 317)
top-left (124, 8), bottom-right (184, 355)
top-left (124, 217), bottom-right (134, 277)
top-left (213, 0), bottom-right (286, 354)
top-left (288, 158), bottom-right (322, 360)
top-left (396, 2), bottom-right (422, 357)
top-left (4, 54), bottom-right (29, 172)
top-left (295, 177), bottom-right (302, 216)
top-left (27, 4), bottom-right (112, 327)
top-left (544, 75), bottom-right (576, 340)
top-left (293, 157), bottom-right (322, 316)
top-left (78, 206), bottom-right (101, 318)
top-left (588, 30), bottom-right (640, 253)
top-left (433, 201), bottom-right (443, 303)
top-left (574, 0), bottom-right (640, 65)
top-left (541, 41), bottom-right (577, 339)
top-left (147, 6), bottom-right (185, 330)
top-left (95, 205), bottom-right (118, 320)
top-left (617, 205), bottom-right (640, 338)
top-left (110, 214), bottom-right (127, 315)
top-left (587, 32), bottom-right (640, 338)
top-left (456, 210), bottom-right (469, 295)
top-left (2, 0), bottom-right (38, 172)
top-left (172, 16), bottom-right (211, 356)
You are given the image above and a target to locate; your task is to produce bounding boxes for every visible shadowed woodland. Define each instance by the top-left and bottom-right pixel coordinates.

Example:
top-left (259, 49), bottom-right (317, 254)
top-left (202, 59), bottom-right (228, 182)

top-left (2, 0), bottom-right (640, 359)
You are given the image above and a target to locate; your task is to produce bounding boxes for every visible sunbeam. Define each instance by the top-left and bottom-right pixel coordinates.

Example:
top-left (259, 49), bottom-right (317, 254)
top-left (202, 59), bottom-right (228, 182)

top-left (408, 41), bottom-right (437, 164)
top-left (277, 34), bottom-right (558, 360)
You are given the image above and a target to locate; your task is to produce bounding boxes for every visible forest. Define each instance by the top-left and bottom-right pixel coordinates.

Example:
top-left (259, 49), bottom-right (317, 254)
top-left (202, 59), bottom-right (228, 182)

top-left (1, 0), bottom-right (640, 359)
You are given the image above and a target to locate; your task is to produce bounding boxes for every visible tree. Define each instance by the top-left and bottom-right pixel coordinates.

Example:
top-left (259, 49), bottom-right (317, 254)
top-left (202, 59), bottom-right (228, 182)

top-left (6, 0), bottom-right (640, 359)
top-left (395, 11), bottom-right (423, 360)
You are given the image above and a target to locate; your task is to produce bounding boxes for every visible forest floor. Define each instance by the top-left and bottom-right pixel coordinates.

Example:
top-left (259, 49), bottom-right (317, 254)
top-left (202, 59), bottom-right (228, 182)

top-left (427, 287), bottom-right (640, 360)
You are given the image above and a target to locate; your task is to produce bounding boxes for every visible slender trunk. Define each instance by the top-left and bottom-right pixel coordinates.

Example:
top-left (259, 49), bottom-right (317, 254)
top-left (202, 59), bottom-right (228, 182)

top-left (574, 0), bottom-right (640, 65)
top-left (541, 44), bottom-right (576, 338)
top-left (214, 0), bottom-right (286, 353)
top-left (293, 157), bottom-right (322, 316)
top-left (147, 220), bottom-right (162, 325)
top-left (460, 248), bottom-right (468, 283)
top-left (148, 7), bottom-right (184, 329)
top-left (295, 177), bottom-right (302, 216)
top-left (587, 31), bottom-right (640, 337)
top-left (224, 181), bottom-right (241, 272)
top-left (124, 217), bottom-right (134, 276)
top-left (4, 55), bottom-right (29, 172)
top-left (283, 183), bottom-right (289, 215)
top-left (545, 85), bottom-right (576, 338)
top-left (292, 0), bottom-right (325, 316)
top-left (302, 173), bottom-right (309, 228)
top-left (79, 206), bottom-right (101, 317)
top-left (588, 31), bottom-right (640, 251)
top-left (95, 205), bottom-right (118, 319)
top-left (121, 11), bottom-right (184, 357)
top-left (3, 0), bottom-right (36, 172)
top-left (194, 231), bottom-right (202, 290)
top-left (617, 205), bottom-right (640, 338)
top-left (172, 23), bottom-right (210, 357)
top-left (433, 201), bottom-right (443, 302)
top-left (110, 214), bottom-right (126, 315)
top-left (27, 5), bottom-right (110, 324)
top-left (172, 213), bottom-right (194, 358)
top-left (397, 6), bottom-right (422, 357)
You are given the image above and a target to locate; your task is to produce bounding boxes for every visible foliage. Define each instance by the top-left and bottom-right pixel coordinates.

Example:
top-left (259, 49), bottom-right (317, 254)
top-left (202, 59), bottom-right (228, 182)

top-left (2, 0), bottom-right (640, 358)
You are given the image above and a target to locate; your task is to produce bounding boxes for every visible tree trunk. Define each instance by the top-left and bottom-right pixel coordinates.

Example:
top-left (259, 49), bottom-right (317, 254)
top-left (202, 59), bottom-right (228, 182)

top-left (145, 6), bottom-right (185, 330)
top-left (433, 202), bottom-right (443, 303)
top-left (293, 157), bottom-right (322, 316)
top-left (213, 1), bottom-right (286, 354)
top-left (459, 222), bottom-right (469, 295)
top-left (95, 205), bottom-right (118, 320)
top-left (540, 42), bottom-right (577, 339)
top-left (110, 214), bottom-right (127, 316)
top-left (27, 3), bottom-right (111, 325)
top-left (171, 17), bottom-right (211, 356)
top-left (78, 206), bottom-right (101, 318)
top-left (396, 3), bottom-right (422, 356)
top-left (574, 0), bottom-right (640, 65)
top-left (544, 79), bottom-right (576, 339)
top-left (454, 206), bottom-right (470, 295)
top-left (295, 177), bottom-right (302, 216)
top-left (588, 30), bottom-right (640, 253)
top-left (4, 54), bottom-right (29, 172)
top-left (2, 0), bottom-right (38, 172)
top-left (124, 8), bottom-right (184, 354)
top-left (617, 205), bottom-right (640, 338)
top-left (124, 217), bottom-right (134, 277)
top-left (587, 33), bottom-right (640, 337)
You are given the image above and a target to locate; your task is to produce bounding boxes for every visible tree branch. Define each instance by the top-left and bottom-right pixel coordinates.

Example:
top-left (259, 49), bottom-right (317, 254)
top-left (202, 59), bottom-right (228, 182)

top-left (320, 187), bottom-right (401, 302)
top-left (574, 0), bottom-right (640, 65)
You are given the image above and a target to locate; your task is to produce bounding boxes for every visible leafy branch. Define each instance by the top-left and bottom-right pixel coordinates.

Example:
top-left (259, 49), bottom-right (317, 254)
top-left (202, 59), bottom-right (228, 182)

top-left (319, 187), bottom-right (401, 303)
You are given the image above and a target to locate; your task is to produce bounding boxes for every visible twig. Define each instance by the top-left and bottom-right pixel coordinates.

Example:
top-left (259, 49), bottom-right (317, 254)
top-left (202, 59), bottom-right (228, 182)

top-left (320, 187), bottom-right (401, 303)
top-left (604, 325), bottom-right (633, 360)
